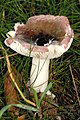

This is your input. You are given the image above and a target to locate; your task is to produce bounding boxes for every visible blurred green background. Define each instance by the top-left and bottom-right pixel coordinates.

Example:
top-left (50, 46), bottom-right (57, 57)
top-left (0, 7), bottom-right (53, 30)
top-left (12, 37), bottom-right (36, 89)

top-left (0, 0), bottom-right (80, 119)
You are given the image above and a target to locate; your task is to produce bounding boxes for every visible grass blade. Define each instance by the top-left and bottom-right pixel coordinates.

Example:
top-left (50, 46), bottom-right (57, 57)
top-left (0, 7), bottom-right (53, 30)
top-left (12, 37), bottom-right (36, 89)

top-left (32, 88), bottom-right (40, 109)
top-left (39, 82), bottom-right (52, 106)
top-left (0, 104), bottom-right (38, 119)
top-left (0, 104), bottom-right (12, 119)
top-left (13, 104), bottom-right (38, 111)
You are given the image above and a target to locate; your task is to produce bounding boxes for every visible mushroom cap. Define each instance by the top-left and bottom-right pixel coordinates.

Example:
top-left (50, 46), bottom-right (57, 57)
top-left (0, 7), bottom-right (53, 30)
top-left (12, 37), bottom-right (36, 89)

top-left (4, 15), bottom-right (74, 59)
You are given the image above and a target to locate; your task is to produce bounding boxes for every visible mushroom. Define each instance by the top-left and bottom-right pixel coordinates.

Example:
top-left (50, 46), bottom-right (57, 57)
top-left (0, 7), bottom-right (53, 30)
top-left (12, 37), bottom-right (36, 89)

top-left (4, 15), bottom-right (74, 99)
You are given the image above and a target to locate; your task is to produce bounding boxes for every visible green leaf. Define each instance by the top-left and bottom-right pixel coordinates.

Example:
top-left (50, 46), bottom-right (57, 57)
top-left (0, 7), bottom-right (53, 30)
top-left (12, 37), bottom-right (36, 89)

top-left (0, 104), bottom-right (38, 119)
top-left (39, 82), bottom-right (52, 106)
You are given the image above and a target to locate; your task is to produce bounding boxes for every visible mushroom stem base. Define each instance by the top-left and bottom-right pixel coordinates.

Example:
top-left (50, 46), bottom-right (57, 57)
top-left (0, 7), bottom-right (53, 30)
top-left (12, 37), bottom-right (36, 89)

top-left (30, 57), bottom-right (49, 93)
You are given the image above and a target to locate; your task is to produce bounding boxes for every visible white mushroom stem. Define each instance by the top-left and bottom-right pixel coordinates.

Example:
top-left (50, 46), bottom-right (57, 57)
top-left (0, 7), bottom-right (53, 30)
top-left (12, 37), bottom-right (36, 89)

top-left (30, 57), bottom-right (55, 98)
top-left (30, 57), bottom-right (49, 92)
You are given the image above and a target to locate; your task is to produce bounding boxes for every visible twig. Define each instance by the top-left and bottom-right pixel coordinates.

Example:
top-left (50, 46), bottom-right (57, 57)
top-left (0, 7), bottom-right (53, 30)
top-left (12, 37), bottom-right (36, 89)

top-left (69, 64), bottom-right (80, 106)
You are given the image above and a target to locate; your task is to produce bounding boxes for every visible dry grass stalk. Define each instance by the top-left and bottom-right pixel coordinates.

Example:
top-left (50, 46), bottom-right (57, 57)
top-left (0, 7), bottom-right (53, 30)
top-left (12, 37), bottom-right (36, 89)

top-left (0, 53), bottom-right (18, 60)
top-left (69, 64), bottom-right (80, 106)
top-left (4, 48), bottom-right (36, 106)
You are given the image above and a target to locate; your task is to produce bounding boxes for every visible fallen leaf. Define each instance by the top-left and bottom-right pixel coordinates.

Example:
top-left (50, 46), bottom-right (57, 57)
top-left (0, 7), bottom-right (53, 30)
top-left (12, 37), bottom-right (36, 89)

top-left (4, 65), bottom-right (22, 117)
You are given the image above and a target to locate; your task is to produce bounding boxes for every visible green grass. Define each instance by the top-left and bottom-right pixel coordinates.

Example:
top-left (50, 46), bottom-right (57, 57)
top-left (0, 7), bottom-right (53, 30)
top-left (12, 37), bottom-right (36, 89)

top-left (0, 0), bottom-right (80, 119)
